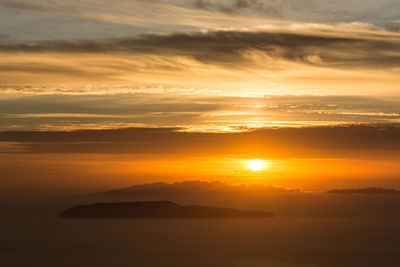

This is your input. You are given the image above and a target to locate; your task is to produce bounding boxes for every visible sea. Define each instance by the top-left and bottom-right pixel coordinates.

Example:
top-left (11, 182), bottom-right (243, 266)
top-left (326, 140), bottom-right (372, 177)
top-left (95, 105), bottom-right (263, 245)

top-left (1, 191), bottom-right (400, 267)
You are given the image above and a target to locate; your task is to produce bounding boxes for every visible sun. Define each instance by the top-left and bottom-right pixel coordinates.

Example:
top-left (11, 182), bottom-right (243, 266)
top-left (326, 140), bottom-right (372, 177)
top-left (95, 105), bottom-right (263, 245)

top-left (246, 159), bottom-right (267, 171)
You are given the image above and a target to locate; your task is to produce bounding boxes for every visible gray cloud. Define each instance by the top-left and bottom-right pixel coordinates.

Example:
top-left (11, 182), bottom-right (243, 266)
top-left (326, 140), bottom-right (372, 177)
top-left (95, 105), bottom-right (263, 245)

top-left (0, 0), bottom-right (81, 16)
top-left (0, 0), bottom-right (309, 18)
top-left (192, 0), bottom-right (283, 15)
top-left (1, 125), bottom-right (400, 158)
top-left (1, 30), bottom-right (399, 69)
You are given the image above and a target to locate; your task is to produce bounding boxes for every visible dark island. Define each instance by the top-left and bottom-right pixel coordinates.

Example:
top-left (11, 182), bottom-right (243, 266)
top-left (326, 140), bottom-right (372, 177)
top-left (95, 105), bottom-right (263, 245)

top-left (59, 201), bottom-right (274, 219)
top-left (327, 187), bottom-right (400, 194)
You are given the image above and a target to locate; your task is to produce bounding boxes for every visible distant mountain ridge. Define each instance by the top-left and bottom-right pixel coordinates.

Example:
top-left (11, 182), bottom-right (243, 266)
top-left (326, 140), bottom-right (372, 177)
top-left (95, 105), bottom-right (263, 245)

top-left (104, 181), bottom-right (300, 195)
top-left (327, 187), bottom-right (400, 194)
top-left (59, 201), bottom-right (274, 219)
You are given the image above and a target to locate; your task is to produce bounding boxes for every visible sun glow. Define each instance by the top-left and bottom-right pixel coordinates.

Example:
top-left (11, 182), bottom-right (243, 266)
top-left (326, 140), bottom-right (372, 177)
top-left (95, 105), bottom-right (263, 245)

top-left (246, 159), bottom-right (267, 171)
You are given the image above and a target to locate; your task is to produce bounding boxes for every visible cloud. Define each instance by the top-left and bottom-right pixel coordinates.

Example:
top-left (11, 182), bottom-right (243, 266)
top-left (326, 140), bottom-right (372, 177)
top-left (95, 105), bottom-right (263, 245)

top-left (1, 0), bottom-right (399, 45)
top-left (0, 0), bottom-right (310, 21)
top-left (0, 93), bottom-right (399, 132)
top-left (0, 62), bottom-right (93, 77)
top-left (1, 124), bottom-right (400, 160)
top-left (191, 0), bottom-right (284, 15)
top-left (0, 0), bottom-right (270, 34)
top-left (1, 28), bottom-right (399, 70)
top-left (0, 93), bottom-right (400, 132)
top-left (0, 0), bottom-right (70, 13)
top-left (0, 24), bottom-right (399, 94)
top-left (385, 20), bottom-right (400, 32)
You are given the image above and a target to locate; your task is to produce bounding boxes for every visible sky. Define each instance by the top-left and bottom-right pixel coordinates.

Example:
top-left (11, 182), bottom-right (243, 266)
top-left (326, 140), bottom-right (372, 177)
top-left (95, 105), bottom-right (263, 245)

top-left (0, 0), bottom-right (399, 189)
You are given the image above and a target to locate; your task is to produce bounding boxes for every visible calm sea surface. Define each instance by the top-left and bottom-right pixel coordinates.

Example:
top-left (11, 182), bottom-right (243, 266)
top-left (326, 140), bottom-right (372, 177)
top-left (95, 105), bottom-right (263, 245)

top-left (1, 192), bottom-right (400, 267)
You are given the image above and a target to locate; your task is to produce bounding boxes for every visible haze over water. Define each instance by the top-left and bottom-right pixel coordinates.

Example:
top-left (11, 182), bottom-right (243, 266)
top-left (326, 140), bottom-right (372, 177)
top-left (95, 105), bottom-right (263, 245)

top-left (2, 189), bottom-right (400, 267)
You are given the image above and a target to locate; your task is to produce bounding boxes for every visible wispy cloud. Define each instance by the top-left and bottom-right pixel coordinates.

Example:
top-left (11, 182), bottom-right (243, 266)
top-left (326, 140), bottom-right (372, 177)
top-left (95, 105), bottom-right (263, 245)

top-left (0, 0), bottom-right (271, 31)
top-left (0, 25), bottom-right (399, 97)
top-left (0, 93), bottom-right (399, 131)
top-left (2, 28), bottom-right (399, 69)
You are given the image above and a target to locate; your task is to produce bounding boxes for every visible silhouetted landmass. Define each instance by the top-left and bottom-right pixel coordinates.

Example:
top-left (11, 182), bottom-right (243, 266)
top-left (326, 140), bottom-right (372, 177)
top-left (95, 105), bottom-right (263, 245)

top-left (59, 201), bottom-right (274, 219)
top-left (327, 187), bottom-right (400, 194)
top-left (104, 181), bottom-right (300, 196)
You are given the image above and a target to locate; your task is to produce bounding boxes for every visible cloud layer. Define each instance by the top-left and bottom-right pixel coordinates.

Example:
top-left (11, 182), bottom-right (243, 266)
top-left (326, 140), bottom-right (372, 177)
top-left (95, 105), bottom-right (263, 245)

top-left (2, 28), bottom-right (400, 69)
top-left (1, 125), bottom-right (400, 161)
top-left (1, 93), bottom-right (399, 132)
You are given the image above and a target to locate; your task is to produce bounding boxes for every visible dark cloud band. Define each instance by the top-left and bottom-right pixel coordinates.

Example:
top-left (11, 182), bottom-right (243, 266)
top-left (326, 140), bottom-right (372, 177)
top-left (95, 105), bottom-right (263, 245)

top-left (1, 30), bottom-right (399, 69)
top-left (1, 125), bottom-right (400, 158)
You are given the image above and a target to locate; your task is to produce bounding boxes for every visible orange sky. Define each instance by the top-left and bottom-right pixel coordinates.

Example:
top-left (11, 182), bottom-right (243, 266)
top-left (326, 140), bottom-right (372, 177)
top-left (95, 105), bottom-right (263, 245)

top-left (0, 127), bottom-right (399, 190)
top-left (1, 0), bottom-right (399, 190)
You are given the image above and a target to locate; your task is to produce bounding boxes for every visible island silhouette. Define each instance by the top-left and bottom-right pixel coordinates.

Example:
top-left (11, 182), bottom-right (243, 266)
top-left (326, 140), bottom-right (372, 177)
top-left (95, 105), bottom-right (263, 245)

top-left (59, 201), bottom-right (274, 219)
top-left (327, 187), bottom-right (400, 194)
top-left (104, 181), bottom-right (300, 195)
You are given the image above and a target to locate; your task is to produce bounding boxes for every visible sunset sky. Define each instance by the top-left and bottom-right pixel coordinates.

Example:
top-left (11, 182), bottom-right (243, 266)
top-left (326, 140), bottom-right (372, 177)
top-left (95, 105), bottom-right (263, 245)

top-left (1, 0), bottom-right (399, 190)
